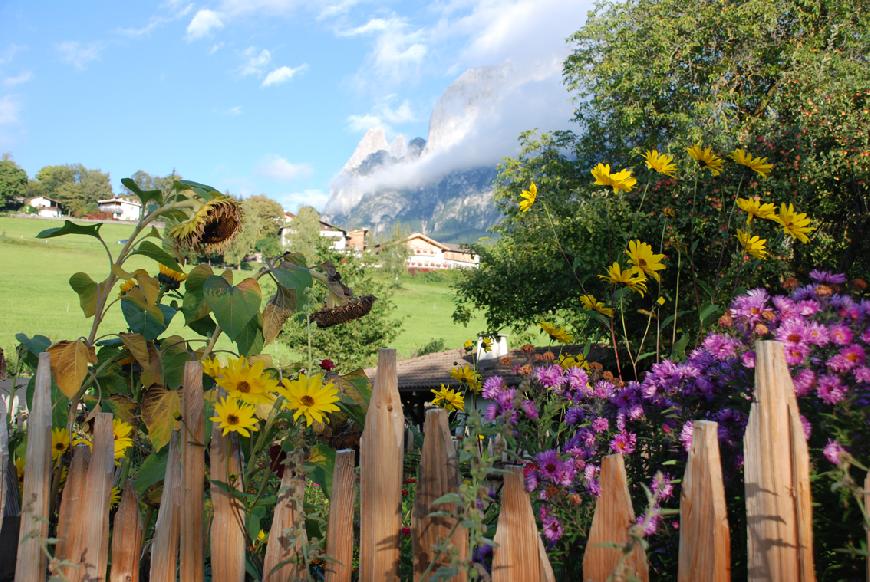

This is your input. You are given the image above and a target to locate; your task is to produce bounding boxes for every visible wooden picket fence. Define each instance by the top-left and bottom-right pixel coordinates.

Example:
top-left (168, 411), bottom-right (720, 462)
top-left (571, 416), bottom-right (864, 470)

top-left (2, 341), bottom-right (867, 581)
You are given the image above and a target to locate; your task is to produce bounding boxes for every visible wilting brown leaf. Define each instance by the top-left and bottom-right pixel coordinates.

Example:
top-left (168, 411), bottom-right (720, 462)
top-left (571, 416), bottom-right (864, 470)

top-left (141, 386), bottom-right (181, 451)
top-left (48, 340), bottom-right (96, 398)
top-left (262, 286), bottom-right (295, 345)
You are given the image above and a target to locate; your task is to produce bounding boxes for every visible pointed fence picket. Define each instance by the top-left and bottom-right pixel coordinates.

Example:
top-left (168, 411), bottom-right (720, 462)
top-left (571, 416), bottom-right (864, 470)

top-left (8, 340), bottom-right (869, 581)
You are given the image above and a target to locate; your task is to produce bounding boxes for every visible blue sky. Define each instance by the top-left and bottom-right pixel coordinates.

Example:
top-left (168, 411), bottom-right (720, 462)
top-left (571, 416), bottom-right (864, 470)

top-left (0, 0), bottom-right (591, 210)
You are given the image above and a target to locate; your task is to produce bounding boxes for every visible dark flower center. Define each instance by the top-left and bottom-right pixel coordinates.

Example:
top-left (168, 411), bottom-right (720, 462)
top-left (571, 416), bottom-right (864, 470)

top-left (237, 381), bottom-right (251, 393)
top-left (545, 462), bottom-right (556, 473)
top-left (301, 395), bottom-right (315, 407)
top-left (55, 443), bottom-right (65, 451)
top-left (227, 414), bottom-right (240, 425)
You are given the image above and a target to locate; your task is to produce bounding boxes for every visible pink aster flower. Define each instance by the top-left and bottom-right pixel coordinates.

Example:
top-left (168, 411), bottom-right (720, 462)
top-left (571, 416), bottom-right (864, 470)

top-left (741, 350), bottom-right (756, 369)
top-left (792, 368), bottom-right (816, 397)
top-left (855, 366), bottom-right (870, 383)
top-left (591, 417), bottom-right (609, 433)
top-left (542, 515), bottom-right (564, 543)
top-left (777, 318), bottom-right (808, 345)
top-left (680, 421), bottom-right (694, 452)
top-left (829, 324), bottom-right (853, 346)
top-left (610, 432), bottom-right (637, 455)
top-left (823, 439), bottom-right (846, 465)
top-left (816, 374), bottom-right (847, 405)
top-left (804, 322), bottom-right (829, 346)
top-left (703, 333), bottom-right (741, 359)
top-left (784, 343), bottom-right (809, 366)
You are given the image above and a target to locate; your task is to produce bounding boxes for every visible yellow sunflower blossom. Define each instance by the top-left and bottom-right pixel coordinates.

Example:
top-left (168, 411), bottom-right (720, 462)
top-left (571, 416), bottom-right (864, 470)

top-left (625, 240), bottom-right (666, 282)
top-left (51, 427), bottom-right (70, 461)
top-left (559, 353), bottom-right (590, 371)
top-left (431, 385), bottom-right (464, 413)
top-left (481, 336), bottom-right (494, 352)
top-left (737, 230), bottom-right (768, 259)
top-left (539, 321), bottom-right (573, 343)
top-left (157, 264), bottom-right (187, 290)
top-left (113, 419), bottom-right (134, 461)
top-left (591, 163), bottom-right (636, 193)
top-left (686, 144), bottom-right (724, 176)
top-left (518, 181), bottom-right (537, 213)
top-left (118, 278), bottom-right (137, 296)
top-left (598, 262), bottom-right (648, 296)
top-left (210, 396), bottom-right (260, 437)
top-left (278, 373), bottom-right (341, 427)
top-left (110, 486), bottom-right (121, 508)
top-left (773, 203), bottom-right (815, 243)
top-left (463, 339), bottom-right (474, 352)
top-left (730, 148), bottom-right (774, 179)
top-left (257, 530), bottom-right (268, 544)
top-left (643, 150), bottom-right (677, 178)
top-left (201, 356), bottom-right (224, 379)
top-left (736, 197), bottom-right (777, 224)
top-left (217, 357), bottom-right (279, 406)
top-left (580, 294), bottom-right (615, 318)
top-left (450, 364), bottom-right (482, 393)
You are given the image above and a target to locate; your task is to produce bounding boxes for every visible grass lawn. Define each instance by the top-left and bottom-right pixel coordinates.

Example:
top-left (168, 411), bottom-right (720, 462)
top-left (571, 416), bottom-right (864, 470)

top-left (0, 216), bottom-right (487, 366)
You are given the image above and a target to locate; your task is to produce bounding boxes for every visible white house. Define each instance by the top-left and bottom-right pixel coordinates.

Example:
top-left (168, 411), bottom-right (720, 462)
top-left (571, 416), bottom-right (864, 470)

top-left (397, 232), bottom-right (479, 270)
top-left (98, 197), bottom-right (142, 221)
top-left (28, 196), bottom-right (63, 218)
top-left (280, 212), bottom-right (350, 252)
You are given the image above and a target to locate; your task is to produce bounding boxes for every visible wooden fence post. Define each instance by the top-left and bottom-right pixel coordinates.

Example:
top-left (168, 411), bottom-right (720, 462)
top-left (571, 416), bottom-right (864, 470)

top-left (150, 430), bottom-right (182, 582)
top-left (14, 352), bottom-right (52, 582)
top-left (66, 412), bottom-right (114, 582)
top-left (359, 348), bottom-right (405, 582)
top-left (325, 449), bottom-right (356, 582)
top-left (181, 361), bottom-right (205, 582)
top-left (582, 454), bottom-right (649, 582)
top-left (263, 449), bottom-right (308, 581)
top-left (110, 483), bottom-right (144, 582)
top-left (0, 392), bottom-right (8, 532)
top-left (56, 445), bottom-right (90, 570)
top-left (678, 420), bottom-right (730, 582)
top-left (744, 341), bottom-right (814, 582)
top-left (209, 425), bottom-right (245, 582)
top-left (491, 465), bottom-right (553, 582)
top-left (413, 408), bottom-right (467, 582)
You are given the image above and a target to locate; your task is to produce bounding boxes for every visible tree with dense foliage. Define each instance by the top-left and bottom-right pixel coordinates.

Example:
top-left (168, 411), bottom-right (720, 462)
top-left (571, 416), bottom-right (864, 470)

top-left (221, 195), bottom-right (286, 266)
top-left (123, 169), bottom-right (180, 199)
top-left (455, 0), bottom-right (869, 362)
top-left (28, 164), bottom-right (113, 216)
top-left (0, 154), bottom-right (28, 205)
top-left (283, 206), bottom-right (331, 265)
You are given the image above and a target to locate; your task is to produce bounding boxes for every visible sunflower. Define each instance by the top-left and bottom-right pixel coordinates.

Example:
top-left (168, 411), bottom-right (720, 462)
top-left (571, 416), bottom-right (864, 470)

top-left (539, 321), bottom-right (573, 343)
top-left (737, 230), bottom-right (768, 259)
top-left (431, 385), bottom-right (464, 412)
top-left (118, 278), bottom-right (137, 296)
top-left (279, 373), bottom-right (341, 427)
top-left (686, 144), bottom-right (724, 176)
top-left (169, 196), bottom-right (242, 253)
top-left (773, 203), bottom-right (815, 243)
top-left (598, 262), bottom-right (648, 296)
top-left (591, 163), bottom-right (636, 193)
top-left (51, 427), bottom-right (70, 461)
top-left (201, 356), bottom-right (224, 379)
top-left (730, 148), bottom-right (773, 178)
top-left (643, 150), bottom-right (677, 178)
top-left (211, 397), bottom-right (260, 437)
top-left (625, 240), bottom-right (666, 282)
top-left (157, 264), bottom-right (187, 290)
top-left (580, 294), bottom-right (615, 318)
top-left (217, 357), bottom-right (279, 406)
top-left (113, 419), bottom-right (134, 461)
top-left (559, 353), bottom-right (590, 370)
top-left (450, 364), bottom-right (482, 393)
top-left (463, 339), bottom-right (474, 352)
top-left (518, 182), bottom-right (537, 213)
top-left (110, 486), bottom-right (121, 508)
top-left (736, 197), bottom-right (776, 223)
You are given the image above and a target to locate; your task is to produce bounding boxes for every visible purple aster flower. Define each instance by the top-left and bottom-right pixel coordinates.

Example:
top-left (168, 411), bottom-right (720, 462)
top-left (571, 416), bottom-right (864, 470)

top-left (627, 403), bottom-right (645, 420)
top-left (523, 463), bottom-right (539, 492)
top-left (472, 544), bottom-right (493, 565)
top-left (565, 407), bottom-right (584, 426)
top-left (520, 399), bottom-right (539, 420)
top-left (741, 350), bottom-right (756, 368)
top-left (855, 366), bottom-right (870, 383)
top-left (584, 463), bottom-right (600, 496)
top-left (810, 270), bottom-right (847, 284)
top-left (796, 299), bottom-right (821, 317)
top-left (535, 365), bottom-right (565, 390)
top-left (554, 460), bottom-right (577, 487)
top-left (482, 375), bottom-right (506, 399)
top-left (493, 388), bottom-right (516, 410)
top-left (823, 439), bottom-right (847, 464)
top-left (565, 367), bottom-right (589, 392)
top-left (593, 380), bottom-right (616, 399)
top-left (799, 414), bottom-right (811, 440)
top-left (862, 328), bottom-right (870, 344)
top-left (777, 318), bottom-right (808, 345)
top-left (536, 450), bottom-right (561, 481)
top-left (610, 432), bottom-right (637, 455)
top-left (730, 289), bottom-right (770, 329)
top-left (804, 322), bottom-right (829, 346)
top-left (703, 333), bottom-right (741, 359)
top-left (817, 374), bottom-right (847, 405)
top-left (773, 296), bottom-right (799, 319)
top-left (636, 513), bottom-right (660, 536)
top-left (484, 403), bottom-right (499, 421)
top-left (829, 324), bottom-right (853, 346)
top-left (542, 514), bottom-right (564, 542)
top-left (792, 368), bottom-right (816, 397)
top-left (591, 417), bottom-right (609, 433)
top-left (680, 421), bottom-right (694, 452)
top-left (784, 343), bottom-right (809, 366)
top-left (651, 472), bottom-right (674, 501)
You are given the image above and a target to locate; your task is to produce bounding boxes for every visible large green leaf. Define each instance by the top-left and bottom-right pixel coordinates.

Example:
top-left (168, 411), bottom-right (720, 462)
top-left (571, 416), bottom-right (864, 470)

top-left (68, 272), bottom-right (112, 318)
top-left (181, 264), bottom-right (213, 324)
top-left (271, 264), bottom-right (312, 310)
top-left (160, 335), bottom-right (188, 389)
top-left (121, 297), bottom-right (175, 340)
top-left (134, 448), bottom-right (169, 495)
top-left (203, 276), bottom-right (261, 341)
top-left (16, 333), bottom-right (51, 369)
top-left (174, 179), bottom-right (221, 201)
top-left (121, 177), bottom-right (163, 208)
top-left (36, 220), bottom-right (102, 240)
top-left (235, 313), bottom-right (264, 356)
top-left (304, 443), bottom-right (336, 499)
top-left (132, 241), bottom-right (182, 272)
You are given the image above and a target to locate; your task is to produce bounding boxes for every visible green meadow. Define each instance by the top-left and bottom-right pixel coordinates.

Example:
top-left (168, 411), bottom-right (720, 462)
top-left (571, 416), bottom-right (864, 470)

top-left (0, 216), bottom-right (487, 366)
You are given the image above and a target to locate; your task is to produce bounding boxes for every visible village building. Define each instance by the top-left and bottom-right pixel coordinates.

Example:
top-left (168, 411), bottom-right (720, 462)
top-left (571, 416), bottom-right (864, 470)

top-left (27, 196), bottom-right (64, 218)
top-left (280, 212), bottom-right (369, 255)
top-left (97, 197), bottom-right (143, 221)
top-left (400, 232), bottom-right (479, 270)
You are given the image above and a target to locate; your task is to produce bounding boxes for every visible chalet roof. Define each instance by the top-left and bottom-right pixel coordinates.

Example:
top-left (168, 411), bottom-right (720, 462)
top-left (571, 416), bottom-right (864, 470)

top-left (365, 344), bottom-right (611, 393)
top-left (283, 212), bottom-right (347, 234)
top-left (98, 197), bottom-right (142, 207)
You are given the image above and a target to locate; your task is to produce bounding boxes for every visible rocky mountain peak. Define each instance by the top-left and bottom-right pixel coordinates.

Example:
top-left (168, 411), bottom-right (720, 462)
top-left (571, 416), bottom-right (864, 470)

top-left (341, 127), bottom-right (389, 173)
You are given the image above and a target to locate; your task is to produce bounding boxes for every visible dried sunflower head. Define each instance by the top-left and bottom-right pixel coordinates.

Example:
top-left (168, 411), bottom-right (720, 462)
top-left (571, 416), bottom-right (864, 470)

top-left (169, 197), bottom-right (242, 253)
top-left (310, 295), bottom-right (376, 328)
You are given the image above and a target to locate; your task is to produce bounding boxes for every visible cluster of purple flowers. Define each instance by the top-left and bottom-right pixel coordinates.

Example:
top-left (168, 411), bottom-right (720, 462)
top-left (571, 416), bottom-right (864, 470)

top-left (482, 270), bottom-right (868, 546)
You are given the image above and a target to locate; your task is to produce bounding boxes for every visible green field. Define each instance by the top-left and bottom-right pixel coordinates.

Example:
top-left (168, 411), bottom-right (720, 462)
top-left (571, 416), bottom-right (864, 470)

top-left (0, 216), bottom-right (486, 366)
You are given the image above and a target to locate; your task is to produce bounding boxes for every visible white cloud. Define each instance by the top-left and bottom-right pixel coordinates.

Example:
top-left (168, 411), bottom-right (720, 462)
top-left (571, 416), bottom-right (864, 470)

top-left (57, 41), bottom-right (102, 70)
top-left (3, 71), bottom-right (32, 87)
top-left (117, 2), bottom-right (193, 37)
top-left (347, 113), bottom-right (383, 132)
top-left (0, 96), bottom-right (20, 125)
top-left (257, 155), bottom-right (313, 181)
top-left (261, 64), bottom-right (307, 87)
top-left (346, 98), bottom-right (416, 133)
top-left (208, 42), bottom-right (225, 54)
top-left (240, 47), bottom-right (271, 76)
top-left (317, 0), bottom-right (360, 20)
top-left (340, 16), bottom-right (427, 87)
top-left (276, 189), bottom-right (331, 211)
top-left (224, 105), bottom-right (243, 116)
top-left (186, 9), bottom-right (224, 40)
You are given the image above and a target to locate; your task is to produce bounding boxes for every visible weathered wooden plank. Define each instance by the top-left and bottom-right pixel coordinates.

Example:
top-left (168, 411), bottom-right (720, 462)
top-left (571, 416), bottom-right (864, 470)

top-left (55, 445), bottom-right (91, 576)
top-left (149, 430), bottom-right (182, 582)
top-left (180, 361), bottom-right (205, 582)
top-left (491, 466), bottom-right (545, 582)
top-left (209, 424), bottom-right (245, 582)
top-left (744, 341), bottom-right (815, 582)
top-left (359, 348), bottom-right (405, 582)
top-left (413, 408), bottom-right (466, 582)
top-left (263, 450), bottom-right (308, 582)
top-left (537, 536), bottom-right (556, 582)
top-left (325, 449), bottom-right (356, 582)
top-left (0, 392), bottom-right (8, 532)
top-left (582, 454), bottom-right (649, 582)
top-left (14, 352), bottom-right (52, 582)
top-left (110, 483), bottom-right (144, 582)
top-left (678, 420), bottom-right (730, 582)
